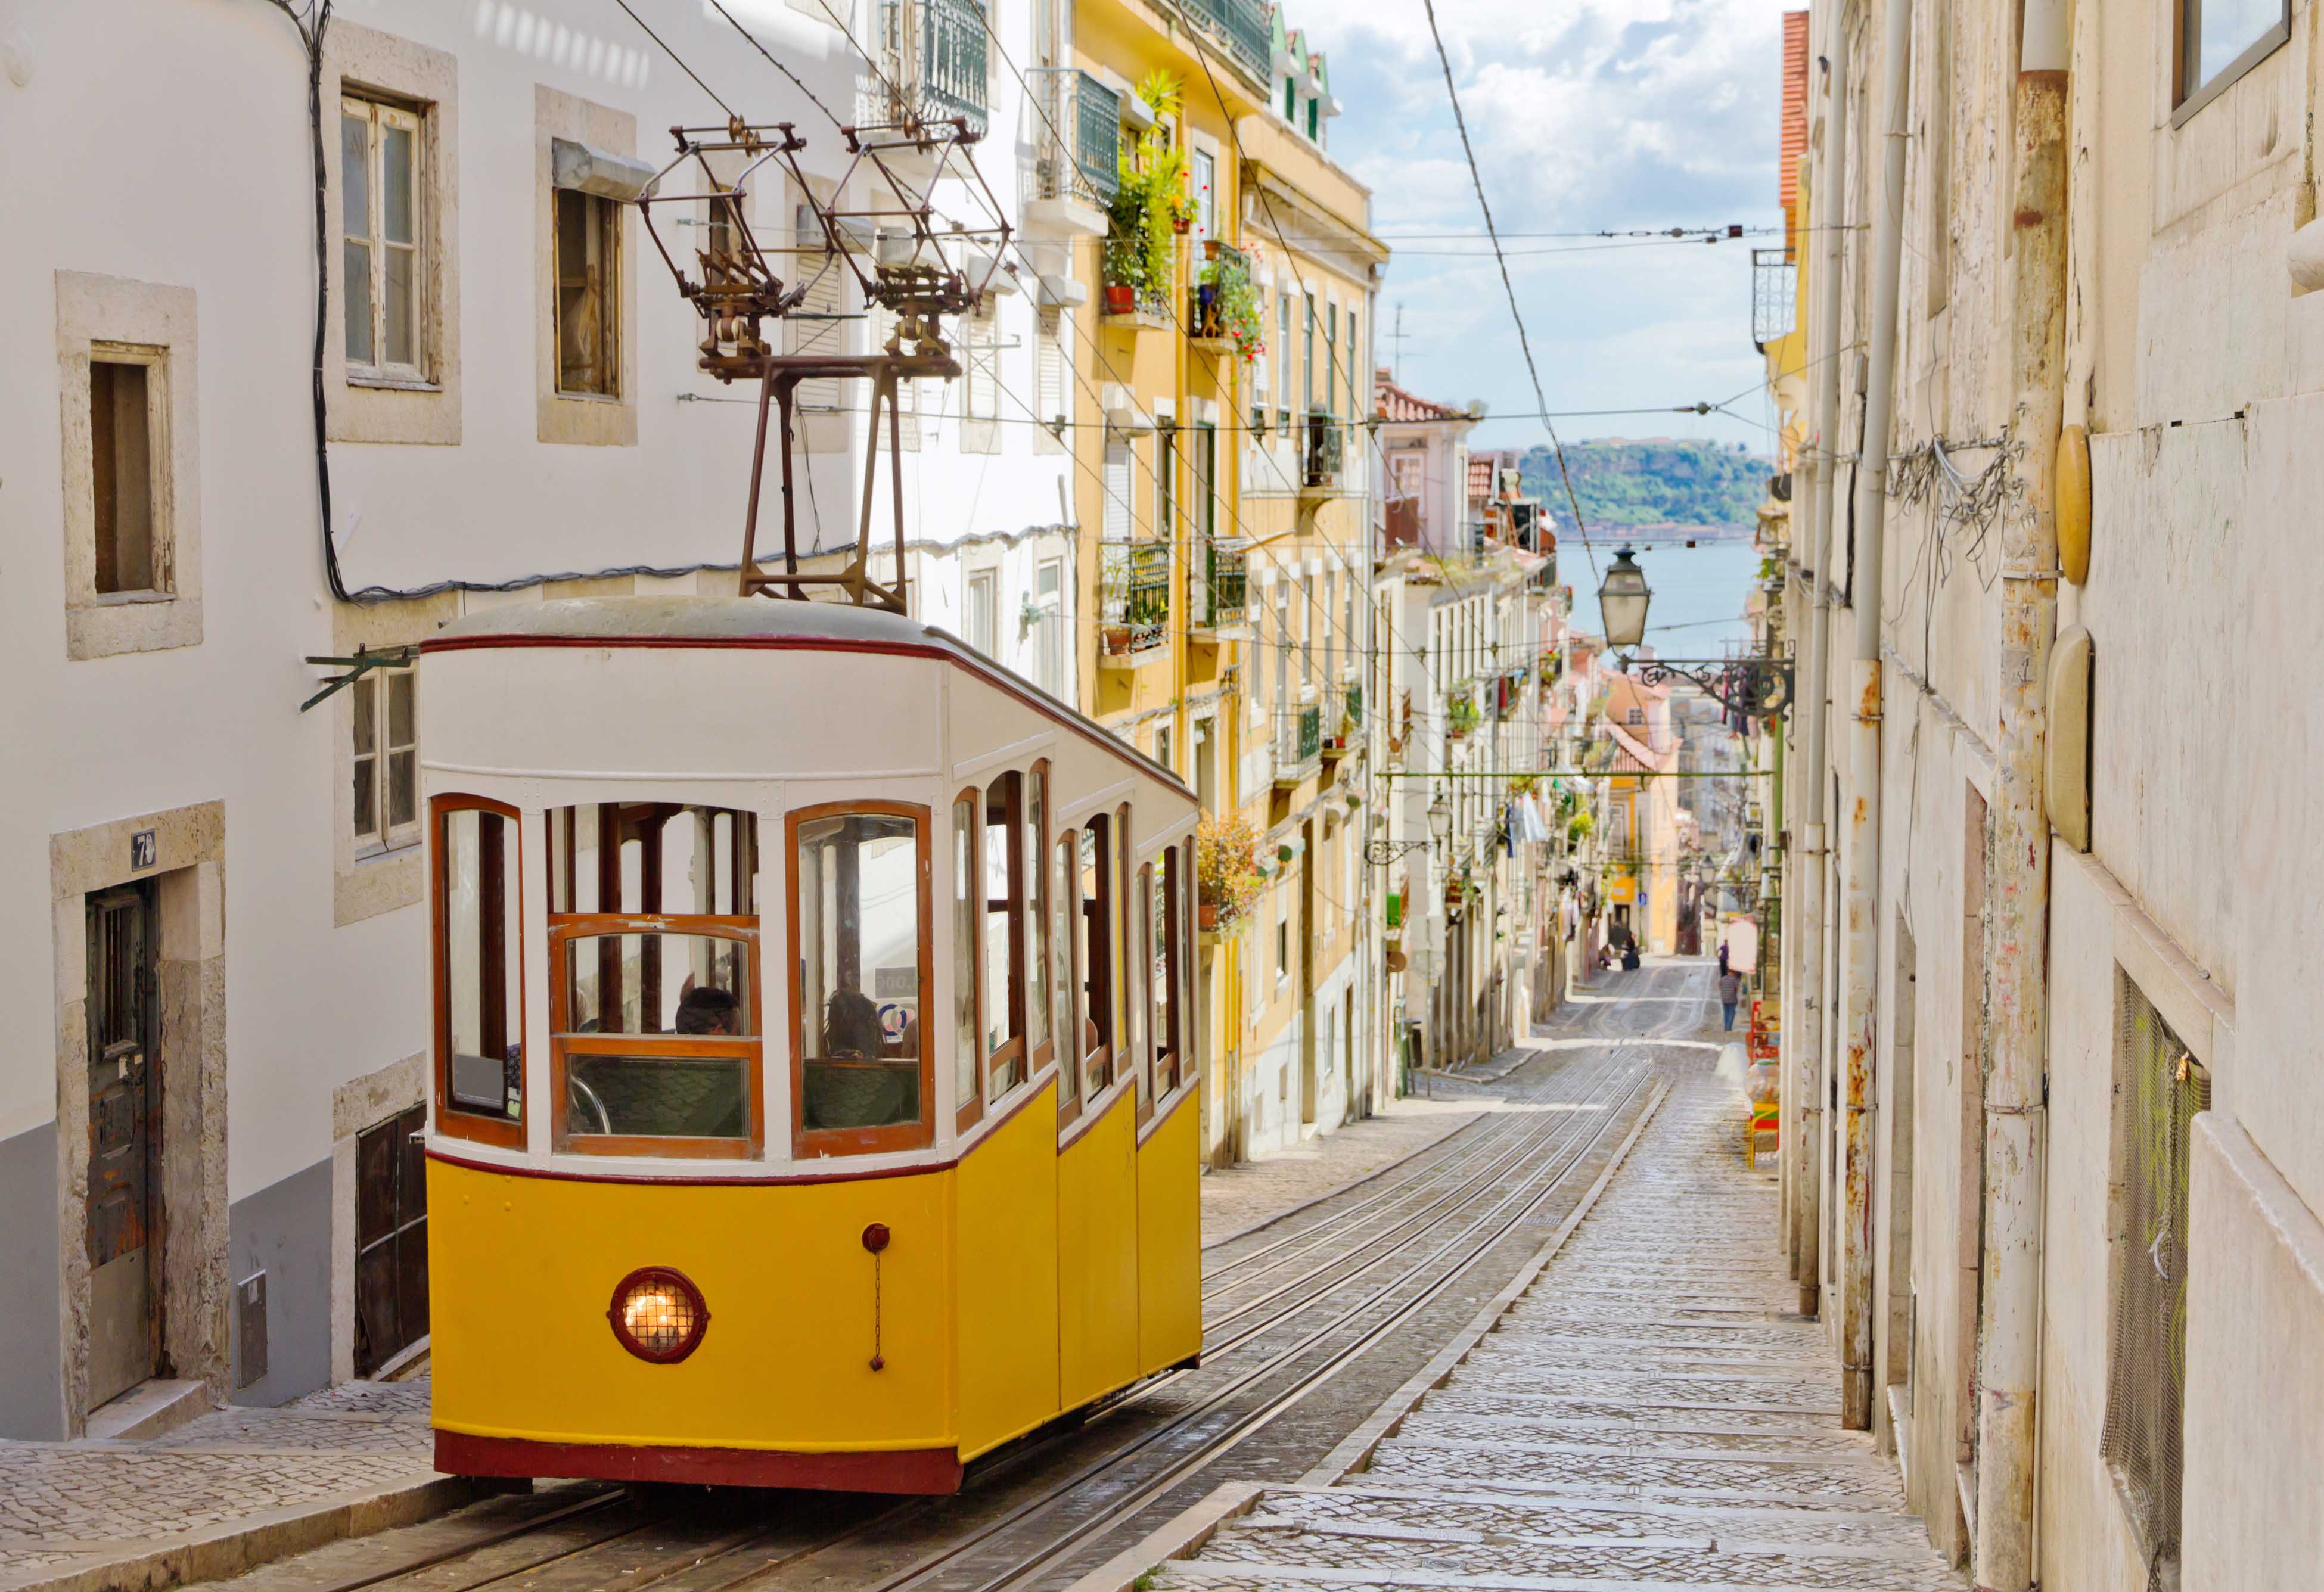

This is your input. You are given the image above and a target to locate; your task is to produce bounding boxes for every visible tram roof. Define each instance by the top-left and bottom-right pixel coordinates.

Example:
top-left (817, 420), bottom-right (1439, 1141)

top-left (422, 596), bottom-right (1196, 801)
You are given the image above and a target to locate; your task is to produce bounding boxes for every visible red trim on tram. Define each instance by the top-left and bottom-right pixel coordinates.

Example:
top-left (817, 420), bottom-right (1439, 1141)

top-left (1056, 1071), bottom-right (1136, 1152)
top-left (436, 1431), bottom-right (963, 1494)
top-left (415, 632), bottom-right (1199, 806)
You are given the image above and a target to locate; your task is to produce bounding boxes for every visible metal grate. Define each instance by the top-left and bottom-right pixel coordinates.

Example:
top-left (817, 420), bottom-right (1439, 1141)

top-left (1751, 247), bottom-right (1797, 349)
top-left (2101, 975), bottom-right (2210, 1585)
top-left (877, 0), bottom-right (990, 136)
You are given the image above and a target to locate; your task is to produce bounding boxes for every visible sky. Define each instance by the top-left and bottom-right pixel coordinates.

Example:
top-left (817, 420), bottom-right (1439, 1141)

top-left (1290, 0), bottom-right (1792, 455)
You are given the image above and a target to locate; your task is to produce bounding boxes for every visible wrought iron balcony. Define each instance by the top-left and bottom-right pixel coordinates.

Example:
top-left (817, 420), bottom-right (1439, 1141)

top-left (1751, 247), bottom-right (1797, 350)
top-left (1182, 0), bottom-right (1271, 84)
top-left (875, 0), bottom-right (990, 137)
top-left (1301, 412), bottom-right (1345, 492)
top-left (1273, 701), bottom-right (1323, 786)
top-left (1033, 68), bottom-right (1119, 208)
top-left (1098, 540), bottom-right (1170, 663)
top-left (1194, 537), bottom-right (1250, 633)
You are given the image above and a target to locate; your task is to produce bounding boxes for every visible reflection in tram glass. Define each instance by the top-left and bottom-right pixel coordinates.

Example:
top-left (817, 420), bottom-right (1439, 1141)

top-left (442, 806), bottom-right (522, 1121)
top-left (796, 811), bottom-right (924, 1131)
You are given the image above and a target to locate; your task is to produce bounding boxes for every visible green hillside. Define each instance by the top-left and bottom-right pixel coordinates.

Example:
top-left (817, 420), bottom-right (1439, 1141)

top-left (1516, 439), bottom-right (1770, 534)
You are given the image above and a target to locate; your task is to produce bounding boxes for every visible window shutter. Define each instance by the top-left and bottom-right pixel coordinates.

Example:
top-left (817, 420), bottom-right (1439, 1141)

top-left (968, 303), bottom-right (998, 421)
top-left (1036, 307), bottom-right (1064, 425)
top-left (1103, 437), bottom-right (1132, 541)
top-left (790, 202), bottom-right (844, 414)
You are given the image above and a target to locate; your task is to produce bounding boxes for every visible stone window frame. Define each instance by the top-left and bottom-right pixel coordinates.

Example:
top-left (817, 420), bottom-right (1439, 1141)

top-left (536, 85), bottom-right (640, 448)
top-left (331, 593), bottom-right (458, 927)
top-left (55, 272), bottom-right (203, 662)
top-left (324, 21), bottom-right (463, 447)
top-left (328, 1051), bottom-right (426, 1385)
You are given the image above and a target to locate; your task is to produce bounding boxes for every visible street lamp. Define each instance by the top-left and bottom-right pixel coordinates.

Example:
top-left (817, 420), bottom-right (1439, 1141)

top-left (1367, 791), bottom-right (1456, 867)
top-left (1597, 546), bottom-right (1652, 650)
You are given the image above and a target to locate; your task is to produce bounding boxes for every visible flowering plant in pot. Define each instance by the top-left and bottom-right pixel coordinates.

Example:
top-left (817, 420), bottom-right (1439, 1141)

top-left (1195, 810), bottom-right (1264, 932)
top-left (1104, 73), bottom-right (1194, 314)
top-left (1196, 247), bottom-right (1265, 363)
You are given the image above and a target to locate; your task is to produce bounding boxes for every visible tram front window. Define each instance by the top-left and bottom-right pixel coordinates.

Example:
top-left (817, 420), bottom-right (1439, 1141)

top-left (435, 799), bottom-right (523, 1146)
top-left (795, 809), bottom-right (929, 1148)
top-left (545, 801), bottom-right (761, 1155)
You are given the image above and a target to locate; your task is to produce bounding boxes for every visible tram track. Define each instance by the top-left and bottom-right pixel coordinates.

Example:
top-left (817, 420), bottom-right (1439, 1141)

top-left (268, 963), bottom-right (1708, 1592)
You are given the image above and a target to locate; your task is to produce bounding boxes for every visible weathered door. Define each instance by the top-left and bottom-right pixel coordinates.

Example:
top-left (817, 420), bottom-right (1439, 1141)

top-left (87, 884), bottom-right (159, 1411)
top-left (354, 1103), bottom-right (429, 1376)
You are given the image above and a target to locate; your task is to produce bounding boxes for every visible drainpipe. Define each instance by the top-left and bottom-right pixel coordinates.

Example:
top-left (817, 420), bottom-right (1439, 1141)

top-left (1835, 0), bottom-right (1912, 1434)
top-left (1975, 1), bottom-right (2067, 1584)
top-left (1789, 7), bottom-right (1848, 1311)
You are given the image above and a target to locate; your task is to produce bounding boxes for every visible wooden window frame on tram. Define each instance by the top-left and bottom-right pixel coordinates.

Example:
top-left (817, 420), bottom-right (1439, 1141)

top-left (431, 793), bottom-right (526, 1151)
top-left (545, 912), bottom-right (765, 1159)
top-left (785, 798), bottom-right (937, 1161)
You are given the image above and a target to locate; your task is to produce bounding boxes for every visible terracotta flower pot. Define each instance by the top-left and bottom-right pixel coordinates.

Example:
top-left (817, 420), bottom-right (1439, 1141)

top-left (1198, 901), bottom-right (1220, 931)
top-left (1104, 283), bottom-right (1136, 314)
top-left (1203, 238), bottom-right (1223, 260)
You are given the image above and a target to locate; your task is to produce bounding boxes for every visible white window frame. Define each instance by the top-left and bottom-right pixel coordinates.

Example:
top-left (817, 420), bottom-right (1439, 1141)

top-left (341, 93), bottom-right (428, 384)
top-left (964, 567), bottom-right (998, 657)
top-left (353, 665), bottom-right (420, 857)
top-left (1035, 558), bottom-right (1065, 694)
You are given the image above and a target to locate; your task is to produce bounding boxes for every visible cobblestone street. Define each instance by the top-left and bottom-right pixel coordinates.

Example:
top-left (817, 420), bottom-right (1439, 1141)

top-left (1148, 1056), bottom-right (1965, 1590)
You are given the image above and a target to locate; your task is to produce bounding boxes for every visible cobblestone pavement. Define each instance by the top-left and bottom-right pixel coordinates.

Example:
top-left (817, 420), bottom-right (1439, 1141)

top-left (1201, 1087), bottom-right (1498, 1246)
top-left (1156, 1057), bottom-right (1963, 1591)
top-left (0, 1380), bottom-right (437, 1588)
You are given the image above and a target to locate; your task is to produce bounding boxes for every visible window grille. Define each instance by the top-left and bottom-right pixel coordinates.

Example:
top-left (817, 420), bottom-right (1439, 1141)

top-left (2101, 973), bottom-right (2210, 1584)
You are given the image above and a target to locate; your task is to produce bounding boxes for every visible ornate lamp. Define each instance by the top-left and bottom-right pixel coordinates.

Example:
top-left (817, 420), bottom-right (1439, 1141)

top-left (1597, 546), bottom-right (1652, 650)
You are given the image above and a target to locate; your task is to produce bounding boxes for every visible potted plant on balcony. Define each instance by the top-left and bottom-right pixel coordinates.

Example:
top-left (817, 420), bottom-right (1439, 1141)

top-left (1104, 74), bottom-right (1195, 316)
top-left (1196, 811), bottom-right (1264, 934)
top-left (1446, 691), bottom-right (1481, 739)
top-left (1196, 247), bottom-right (1264, 363)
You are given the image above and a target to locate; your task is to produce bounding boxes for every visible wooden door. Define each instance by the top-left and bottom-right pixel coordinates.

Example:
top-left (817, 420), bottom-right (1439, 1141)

top-left (355, 1104), bottom-right (429, 1376)
top-left (87, 884), bottom-right (159, 1410)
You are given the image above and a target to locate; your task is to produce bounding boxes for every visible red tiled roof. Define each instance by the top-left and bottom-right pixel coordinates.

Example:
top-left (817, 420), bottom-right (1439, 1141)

top-left (1779, 11), bottom-right (1809, 218)
top-left (1374, 368), bottom-right (1468, 424)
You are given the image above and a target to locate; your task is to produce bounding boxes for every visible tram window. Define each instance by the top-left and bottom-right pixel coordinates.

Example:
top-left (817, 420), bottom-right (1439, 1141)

top-left (952, 794), bottom-right (981, 1129)
top-left (1077, 817), bottom-right (1111, 1093)
top-left (1114, 806), bottom-right (1133, 1081)
top-left (547, 803), bottom-right (756, 918)
top-left (1154, 848), bottom-right (1180, 1094)
top-left (561, 933), bottom-right (751, 1035)
top-left (984, 773), bottom-right (1025, 1099)
top-left (1025, 767), bottom-right (1052, 1067)
top-left (794, 809), bottom-right (928, 1147)
top-left (437, 801), bottom-right (523, 1140)
top-left (1051, 829), bottom-right (1077, 1112)
top-left (1127, 863), bottom-right (1152, 1111)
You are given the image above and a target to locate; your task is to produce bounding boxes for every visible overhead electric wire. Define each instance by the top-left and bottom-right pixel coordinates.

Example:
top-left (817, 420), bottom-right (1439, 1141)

top-left (610, 0), bottom-right (735, 117)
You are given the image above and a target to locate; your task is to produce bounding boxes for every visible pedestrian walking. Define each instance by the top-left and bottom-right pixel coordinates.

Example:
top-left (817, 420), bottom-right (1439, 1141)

top-left (1717, 965), bottom-right (1743, 1031)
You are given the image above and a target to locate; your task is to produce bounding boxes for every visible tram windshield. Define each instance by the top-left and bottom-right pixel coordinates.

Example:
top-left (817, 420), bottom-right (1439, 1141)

top-left (796, 810), bottom-right (927, 1139)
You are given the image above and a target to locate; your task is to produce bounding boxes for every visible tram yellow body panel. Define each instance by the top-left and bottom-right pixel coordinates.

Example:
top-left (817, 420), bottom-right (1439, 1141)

top-left (428, 1156), bottom-right (956, 1454)
top-left (953, 1084), bottom-right (1062, 1461)
top-left (1057, 1087), bottom-right (1142, 1410)
top-left (1136, 1100), bottom-right (1204, 1372)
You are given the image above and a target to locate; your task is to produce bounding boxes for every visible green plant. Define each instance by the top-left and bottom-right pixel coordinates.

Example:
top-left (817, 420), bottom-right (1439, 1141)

top-left (1198, 249), bottom-right (1266, 365)
top-left (1105, 74), bottom-right (1194, 307)
top-left (1446, 692), bottom-right (1480, 736)
top-left (1195, 811), bottom-right (1265, 929)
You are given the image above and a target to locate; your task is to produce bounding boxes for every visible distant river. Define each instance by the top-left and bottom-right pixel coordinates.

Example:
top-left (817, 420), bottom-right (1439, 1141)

top-left (1561, 537), bottom-right (1763, 659)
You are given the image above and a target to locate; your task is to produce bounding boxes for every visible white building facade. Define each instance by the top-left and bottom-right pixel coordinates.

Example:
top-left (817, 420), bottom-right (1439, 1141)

top-left (0, 0), bottom-right (1073, 1436)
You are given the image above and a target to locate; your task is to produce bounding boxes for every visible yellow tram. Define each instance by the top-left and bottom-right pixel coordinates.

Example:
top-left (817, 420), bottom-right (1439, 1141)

top-left (418, 597), bottom-right (1203, 1492)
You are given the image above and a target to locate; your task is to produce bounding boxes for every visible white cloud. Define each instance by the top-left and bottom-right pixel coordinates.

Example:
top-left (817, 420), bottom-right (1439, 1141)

top-left (1287, 0), bottom-right (1794, 449)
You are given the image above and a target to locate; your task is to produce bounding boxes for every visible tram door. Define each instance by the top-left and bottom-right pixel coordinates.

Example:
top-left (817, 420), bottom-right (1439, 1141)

top-left (87, 884), bottom-right (159, 1411)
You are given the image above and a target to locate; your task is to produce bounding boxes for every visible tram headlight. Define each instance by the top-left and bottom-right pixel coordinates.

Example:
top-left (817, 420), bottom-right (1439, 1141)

top-left (606, 1267), bottom-right (710, 1363)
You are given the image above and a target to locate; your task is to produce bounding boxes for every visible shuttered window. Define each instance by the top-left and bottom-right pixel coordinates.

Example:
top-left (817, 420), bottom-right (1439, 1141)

top-left (1102, 436), bottom-right (1133, 541)
top-left (965, 301), bottom-right (999, 422)
top-left (1036, 306), bottom-right (1066, 428)
top-left (789, 201), bottom-right (843, 415)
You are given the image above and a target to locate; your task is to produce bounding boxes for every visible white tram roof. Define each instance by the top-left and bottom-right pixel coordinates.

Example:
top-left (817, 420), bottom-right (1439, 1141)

top-left (422, 596), bottom-right (1194, 803)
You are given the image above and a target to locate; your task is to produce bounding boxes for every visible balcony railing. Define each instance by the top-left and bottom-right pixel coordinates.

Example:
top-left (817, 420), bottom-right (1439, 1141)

top-left (1098, 540), bottom-right (1170, 661)
top-left (1033, 67), bottom-right (1119, 207)
top-left (1301, 413), bottom-right (1345, 491)
top-left (1274, 701), bottom-right (1323, 785)
top-left (1751, 247), bottom-right (1797, 350)
top-left (876, 0), bottom-right (990, 137)
top-left (1182, 0), bottom-right (1271, 84)
top-left (1197, 537), bottom-right (1249, 631)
